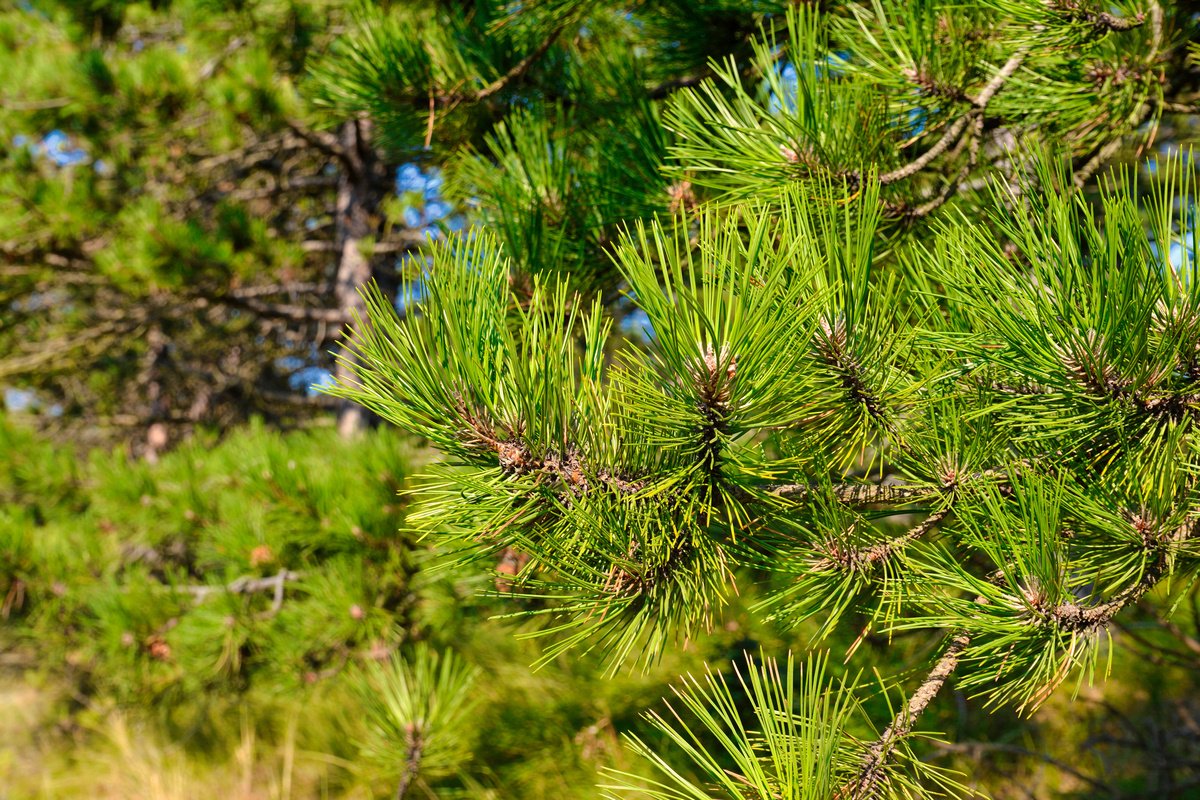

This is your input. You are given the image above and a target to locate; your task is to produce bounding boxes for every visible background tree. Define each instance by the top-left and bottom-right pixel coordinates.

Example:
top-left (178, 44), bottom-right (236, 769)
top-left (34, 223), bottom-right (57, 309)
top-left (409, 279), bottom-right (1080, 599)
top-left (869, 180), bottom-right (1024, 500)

top-left (0, 0), bottom-right (436, 448)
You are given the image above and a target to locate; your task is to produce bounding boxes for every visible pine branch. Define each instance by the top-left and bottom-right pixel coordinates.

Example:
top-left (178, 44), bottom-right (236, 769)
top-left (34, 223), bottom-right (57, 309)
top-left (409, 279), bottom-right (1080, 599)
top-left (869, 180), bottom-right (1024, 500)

top-left (851, 507), bottom-right (952, 568)
top-left (771, 466), bottom-right (1014, 506)
top-left (1048, 523), bottom-right (1183, 632)
top-left (1072, 104), bottom-right (1151, 188)
top-left (810, 507), bottom-right (950, 580)
top-left (453, 398), bottom-right (641, 496)
top-left (1073, 2), bottom-right (1162, 186)
top-left (181, 569), bottom-right (302, 619)
top-left (877, 48), bottom-right (1026, 187)
top-left (1048, 1), bottom-right (1147, 32)
top-left (877, 114), bottom-right (975, 187)
top-left (888, 113), bottom-right (984, 220)
top-left (395, 723), bottom-right (424, 800)
top-left (770, 483), bottom-right (935, 504)
top-left (845, 632), bottom-right (971, 800)
top-left (472, 25), bottom-right (566, 103)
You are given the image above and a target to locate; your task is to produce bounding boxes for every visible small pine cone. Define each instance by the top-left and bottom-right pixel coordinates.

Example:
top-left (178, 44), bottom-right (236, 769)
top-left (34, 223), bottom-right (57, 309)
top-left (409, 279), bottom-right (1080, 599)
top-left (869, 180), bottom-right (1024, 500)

top-left (690, 344), bottom-right (736, 408)
top-left (667, 180), bottom-right (696, 214)
top-left (1052, 330), bottom-right (1126, 394)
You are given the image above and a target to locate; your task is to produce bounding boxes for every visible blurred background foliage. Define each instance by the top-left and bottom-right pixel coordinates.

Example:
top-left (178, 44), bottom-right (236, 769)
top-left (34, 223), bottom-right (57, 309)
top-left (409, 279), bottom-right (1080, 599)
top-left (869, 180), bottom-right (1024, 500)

top-left (7, 0), bottom-right (1200, 797)
top-left (7, 413), bottom-right (1200, 797)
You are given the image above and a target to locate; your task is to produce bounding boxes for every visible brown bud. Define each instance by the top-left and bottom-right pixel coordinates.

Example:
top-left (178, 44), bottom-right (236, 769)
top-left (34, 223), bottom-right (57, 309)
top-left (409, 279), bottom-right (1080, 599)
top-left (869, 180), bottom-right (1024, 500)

top-left (249, 544), bottom-right (274, 567)
top-left (145, 635), bottom-right (172, 662)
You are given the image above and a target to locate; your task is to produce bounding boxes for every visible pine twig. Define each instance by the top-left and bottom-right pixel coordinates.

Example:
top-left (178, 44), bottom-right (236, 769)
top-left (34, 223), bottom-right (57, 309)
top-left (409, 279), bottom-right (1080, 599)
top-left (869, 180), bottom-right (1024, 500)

top-left (845, 632), bottom-right (971, 800)
top-left (1048, 0), bottom-right (1147, 32)
top-left (857, 506), bottom-right (952, 566)
top-left (878, 48), bottom-right (1026, 187)
top-left (395, 723), bottom-right (424, 800)
top-left (182, 569), bottom-right (302, 603)
top-left (928, 740), bottom-right (1114, 795)
top-left (770, 483), bottom-right (935, 504)
top-left (472, 25), bottom-right (566, 102)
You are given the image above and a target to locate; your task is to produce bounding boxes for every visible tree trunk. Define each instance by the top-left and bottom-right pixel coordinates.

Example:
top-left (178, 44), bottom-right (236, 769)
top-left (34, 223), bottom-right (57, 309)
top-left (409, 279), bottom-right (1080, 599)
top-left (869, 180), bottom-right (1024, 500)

top-left (333, 118), bottom-right (380, 437)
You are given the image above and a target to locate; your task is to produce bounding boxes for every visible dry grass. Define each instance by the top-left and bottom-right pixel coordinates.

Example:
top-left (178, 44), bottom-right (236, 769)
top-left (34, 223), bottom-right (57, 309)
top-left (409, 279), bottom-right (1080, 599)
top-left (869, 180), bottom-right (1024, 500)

top-left (0, 674), bottom-right (366, 800)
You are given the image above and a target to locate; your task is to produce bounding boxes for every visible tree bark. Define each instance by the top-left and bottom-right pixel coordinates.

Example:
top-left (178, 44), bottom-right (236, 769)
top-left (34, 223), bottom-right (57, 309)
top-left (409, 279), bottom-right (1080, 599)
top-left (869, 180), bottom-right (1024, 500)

top-left (333, 118), bottom-right (381, 437)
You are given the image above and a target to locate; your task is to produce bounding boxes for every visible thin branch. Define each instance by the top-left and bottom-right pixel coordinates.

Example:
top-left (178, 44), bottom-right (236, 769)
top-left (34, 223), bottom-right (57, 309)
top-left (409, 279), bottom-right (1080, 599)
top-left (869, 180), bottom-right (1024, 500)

top-left (1112, 619), bottom-right (1200, 668)
top-left (284, 118), bottom-right (353, 169)
top-left (1151, 611), bottom-right (1200, 657)
top-left (473, 25), bottom-right (566, 102)
top-left (847, 632), bottom-right (971, 800)
top-left (647, 40), bottom-right (788, 100)
top-left (181, 569), bottom-right (302, 602)
top-left (878, 115), bottom-right (974, 186)
top-left (647, 70), bottom-right (717, 99)
top-left (886, 111), bottom-right (985, 220)
top-left (972, 49), bottom-right (1028, 110)
top-left (226, 282), bottom-right (327, 299)
top-left (878, 48), bottom-right (1026, 186)
top-left (218, 294), bottom-right (351, 325)
top-left (395, 723), bottom-right (424, 800)
top-left (1073, 125), bottom-right (1134, 188)
top-left (770, 483), bottom-right (935, 504)
top-left (302, 234), bottom-right (425, 254)
top-left (1073, 3), bottom-right (1161, 187)
top-left (198, 35), bottom-right (246, 80)
top-left (1044, 519), bottom-right (1189, 633)
top-left (858, 506), bottom-right (952, 565)
top-left (1, 97), bottom-right (71, 111)
top-left (1052, 554), bottom-right (1171, 631)
top-left (1161, 100), bottom-right (1200, 114)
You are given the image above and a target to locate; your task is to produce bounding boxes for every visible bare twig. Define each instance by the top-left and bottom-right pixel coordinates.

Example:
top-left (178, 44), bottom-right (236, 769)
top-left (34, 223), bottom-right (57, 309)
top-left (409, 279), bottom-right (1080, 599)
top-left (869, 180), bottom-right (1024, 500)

top-left (284, 118), bottom-right (352, 168)
top-left (216, 294), bottom-right (351, 325)
top-left (878, 49), bottom-right (1026, 187)
top-left (473, 25), bottom-right (565, 102)
top-left (846, 632), bottom-right (971, 799)
top-left (181, 569), bottom-right (302, 603)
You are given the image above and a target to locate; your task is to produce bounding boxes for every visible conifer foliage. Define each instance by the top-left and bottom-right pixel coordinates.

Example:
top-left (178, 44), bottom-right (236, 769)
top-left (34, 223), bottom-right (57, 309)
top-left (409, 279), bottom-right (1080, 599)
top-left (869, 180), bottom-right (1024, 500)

top-left (317, 0), bottom-right (1200, 796)
top-left (7, 0), bottom-right (1200, 796)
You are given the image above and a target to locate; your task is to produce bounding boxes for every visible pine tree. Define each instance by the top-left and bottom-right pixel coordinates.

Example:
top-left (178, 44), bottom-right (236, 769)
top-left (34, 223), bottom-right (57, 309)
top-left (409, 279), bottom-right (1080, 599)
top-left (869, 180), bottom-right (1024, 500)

top-left (0, 0), bottom-right (440, 448)
top-left (316, 1), bottom-right (1200, 796)
top-left (1, 412), bottom-right (802, 797)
